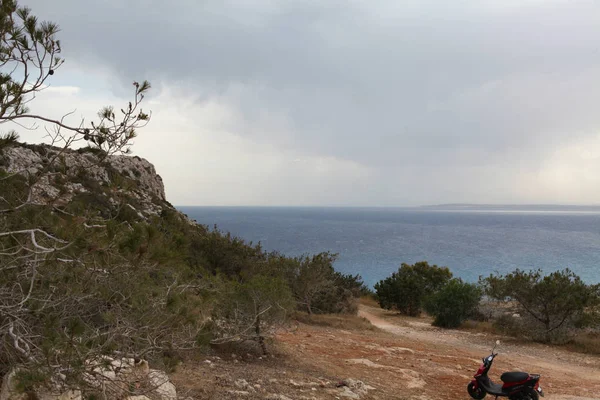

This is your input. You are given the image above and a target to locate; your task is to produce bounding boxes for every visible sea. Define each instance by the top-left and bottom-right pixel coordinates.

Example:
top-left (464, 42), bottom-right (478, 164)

top-left (177, 206), bottom-right (600, 287)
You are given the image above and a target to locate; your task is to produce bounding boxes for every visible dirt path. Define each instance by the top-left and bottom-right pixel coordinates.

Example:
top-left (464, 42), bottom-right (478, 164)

top-left (173, 307), bottom-right (600, 399)
top-left (359, 305), bottom-right (600, 400)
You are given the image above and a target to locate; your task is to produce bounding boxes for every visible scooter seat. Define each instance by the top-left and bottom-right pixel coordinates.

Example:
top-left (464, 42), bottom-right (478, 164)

top-left (500, 372), bottom-right (529, 383)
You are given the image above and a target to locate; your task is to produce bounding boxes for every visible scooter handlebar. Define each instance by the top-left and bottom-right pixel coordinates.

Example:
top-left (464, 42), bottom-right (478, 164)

top-left (483, 353), bottom-right (498, 365)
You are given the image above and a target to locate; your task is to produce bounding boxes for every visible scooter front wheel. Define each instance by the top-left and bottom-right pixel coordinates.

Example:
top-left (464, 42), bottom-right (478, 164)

top-left (467, 382), bottom-right (486, 399)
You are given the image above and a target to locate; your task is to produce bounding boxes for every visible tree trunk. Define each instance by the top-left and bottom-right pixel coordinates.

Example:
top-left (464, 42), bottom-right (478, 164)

top-left (306, 297), bottom-right (312, 315)
top-left (255, 313), bottom-right (267, 355)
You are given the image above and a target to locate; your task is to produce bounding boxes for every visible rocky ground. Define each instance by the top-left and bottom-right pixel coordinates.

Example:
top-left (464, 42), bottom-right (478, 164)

top-left (172, 304), bottom-right (600, 400)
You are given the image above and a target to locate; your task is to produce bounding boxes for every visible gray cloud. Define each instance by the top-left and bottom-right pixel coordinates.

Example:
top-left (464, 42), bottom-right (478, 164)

top-left (21, 0), bottom-right (600, 204)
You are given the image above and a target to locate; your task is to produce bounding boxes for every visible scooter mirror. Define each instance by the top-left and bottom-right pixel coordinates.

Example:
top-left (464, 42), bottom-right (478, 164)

top-left (491, 340), bottom-right (500, 354)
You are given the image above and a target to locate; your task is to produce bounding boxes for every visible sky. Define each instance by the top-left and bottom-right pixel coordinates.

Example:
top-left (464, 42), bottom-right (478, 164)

top-left (11, 0), bottom-right (600, 206)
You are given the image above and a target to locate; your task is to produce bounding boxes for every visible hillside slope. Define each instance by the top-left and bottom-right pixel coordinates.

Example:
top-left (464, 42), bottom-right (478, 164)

top-left (0, 142), bottom-right (365, 398)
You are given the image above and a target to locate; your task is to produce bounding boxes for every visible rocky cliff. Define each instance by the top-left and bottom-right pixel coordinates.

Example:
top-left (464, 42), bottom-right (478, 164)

top-left (0, 143), bottom-right (170, 218)
top-left (0, 143), bottom-right (190, 399)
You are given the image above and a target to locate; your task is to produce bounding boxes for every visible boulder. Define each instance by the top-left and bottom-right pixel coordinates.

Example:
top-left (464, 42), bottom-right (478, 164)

top-left (336, 378), bottom-right (375, 399)
top-left (148, 370), bottom-right (177, 400)
top-left (0, 370), bottom-right (27, 400)
top-left (339, 386), bottom-right (360, 399)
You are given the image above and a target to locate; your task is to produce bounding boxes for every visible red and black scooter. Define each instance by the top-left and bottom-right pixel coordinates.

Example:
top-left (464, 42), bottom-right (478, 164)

top-left (468, 341), bottom-right (544, 400)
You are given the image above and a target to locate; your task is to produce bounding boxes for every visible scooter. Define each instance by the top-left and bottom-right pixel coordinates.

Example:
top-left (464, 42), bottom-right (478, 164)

top-left (467, 340), bottom-right (544, 400)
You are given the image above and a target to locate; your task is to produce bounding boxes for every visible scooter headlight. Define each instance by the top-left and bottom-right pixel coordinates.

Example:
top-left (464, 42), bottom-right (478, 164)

top-left (537, 386), bottom-right (544, 397)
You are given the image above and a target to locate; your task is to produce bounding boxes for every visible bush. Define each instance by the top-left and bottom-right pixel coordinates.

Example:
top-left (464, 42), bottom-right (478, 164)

top-left (310, 271), bottom-right (366, 314)
top-left (287, 252), bottom-right (338, 315)
top-left (190, 226), bottom-right (266, 277)
top-left (75, 145), bottom-right (107, 157)
top-left (0, 131), bottom-right (19, 150)
top-left (481, 268), bottom-right (600, 342)
top-left (211, 275), bottom-right (294, 354)
top-left (424, 279), bottom-right (482, 328)
top-left (492, 314), bottom-right (527, 337)
top-left (0, 209), bottom-right (209, 380)
top-left (374, 261), bottom-right (452, 316)
top-left (568, 331), bottom-right (600, 355)
top-left (277, 252), bottom-right (366, 315)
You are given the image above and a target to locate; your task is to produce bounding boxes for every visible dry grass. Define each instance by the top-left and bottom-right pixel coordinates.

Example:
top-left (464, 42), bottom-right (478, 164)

top-left (459, 320), bottom-right (497, 334)
top-left (567, 331), bottom-right (600, 355)
top-left (291, 311), bottom-right (378, 331)
top-left (461, 319), bottom-right (600, 356)
top-left (358, 296), bottom-right (379, 308)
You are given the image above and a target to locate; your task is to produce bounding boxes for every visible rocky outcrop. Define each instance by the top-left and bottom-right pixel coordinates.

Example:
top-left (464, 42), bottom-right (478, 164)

top-left (83, 357), bottom-right (177, 400)
top-left (336, 379), bottom-right (375, 399)
top-left (0, 144), bottom-right (169, 217)
top-left (147, 370), bottom-right (177, 400)
top-left (0, 369), bottom-right (82, 400)
top-left (1, 358), bottom-right (177, 400)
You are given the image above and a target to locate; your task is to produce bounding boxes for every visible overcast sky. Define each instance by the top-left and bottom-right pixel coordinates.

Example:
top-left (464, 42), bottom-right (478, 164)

top-left (15, 0), bottom-right (600, 206)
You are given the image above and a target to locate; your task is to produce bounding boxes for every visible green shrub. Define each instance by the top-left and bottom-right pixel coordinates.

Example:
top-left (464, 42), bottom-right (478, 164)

top-left (374, 261), bottom-right (452, 316)
top-left (0, 131), bottom-right (19, 149)
top-left (190, 226), bottom-right (266, 277)
top-left (278, 252), bottom-right (366, 315)
top-left (211, 275), bottom-right (294, 354)
top-left (492, 314), bottom-right (527, 337)
top-left (481, 268), bottom-right (600, 342)
top-left (76, 146), bottom-right (107, 157)
top-left (309, 271), bottom-right (366, 314)
top-left (14, 369), bottom-right (49, 393)
top-left (424, 279), bottom-right (482, 328)
top-left (0, 0), bottom-right (169, 385)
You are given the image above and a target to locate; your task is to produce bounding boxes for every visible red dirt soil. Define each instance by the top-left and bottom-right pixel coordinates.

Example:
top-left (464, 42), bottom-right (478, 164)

top-left (172, 305), bottom-right (600, 399)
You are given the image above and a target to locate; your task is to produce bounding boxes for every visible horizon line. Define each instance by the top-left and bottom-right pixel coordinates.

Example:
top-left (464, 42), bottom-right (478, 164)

top-left (175, 203), bottom-right (600, 209)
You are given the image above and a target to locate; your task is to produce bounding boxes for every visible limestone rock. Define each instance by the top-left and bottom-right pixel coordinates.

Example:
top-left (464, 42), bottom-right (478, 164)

top-left (0, 370), bottom-right (27, 400)
top-left (82, 357), bottom-right (176, 400)
top-left (344, 378), bottom-right (375, 396)
top-left (227, 390), bottom-right (250, 396)
top-left (234, 379), bottom-right (254, 392)
top-left (335, 378), bottom-right (375, 399)
top-left (0, 369), bottom-right (82, 400)
top-left (148, 370), bottom-right (177, 400)
top-left (1, 144), bottom-right (169, 218)
top-left (339, 386), bottom-right (360, 399)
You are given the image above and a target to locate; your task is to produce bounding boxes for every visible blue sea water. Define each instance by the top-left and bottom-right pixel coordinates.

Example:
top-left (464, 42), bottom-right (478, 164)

top-left (177, 207), bottom-right (600, 287)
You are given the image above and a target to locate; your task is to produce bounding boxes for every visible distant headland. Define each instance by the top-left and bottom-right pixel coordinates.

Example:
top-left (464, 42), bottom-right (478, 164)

top-left (420, 204), bottom-right (600, 212)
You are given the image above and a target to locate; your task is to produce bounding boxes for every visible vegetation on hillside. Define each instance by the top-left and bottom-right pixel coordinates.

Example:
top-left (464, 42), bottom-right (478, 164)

top-left (374, 261), bottom-right (453, 316)
top-left (424, 278), bottom-right (482, 328)
top-left (374, 262), bottom-right (600, 339)
top-left (0, 1), bottom-right (365, 396)
top-left (374, 261), bottom-right (481, 328)
top-left (480, 268), bottom-right (600, 342)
